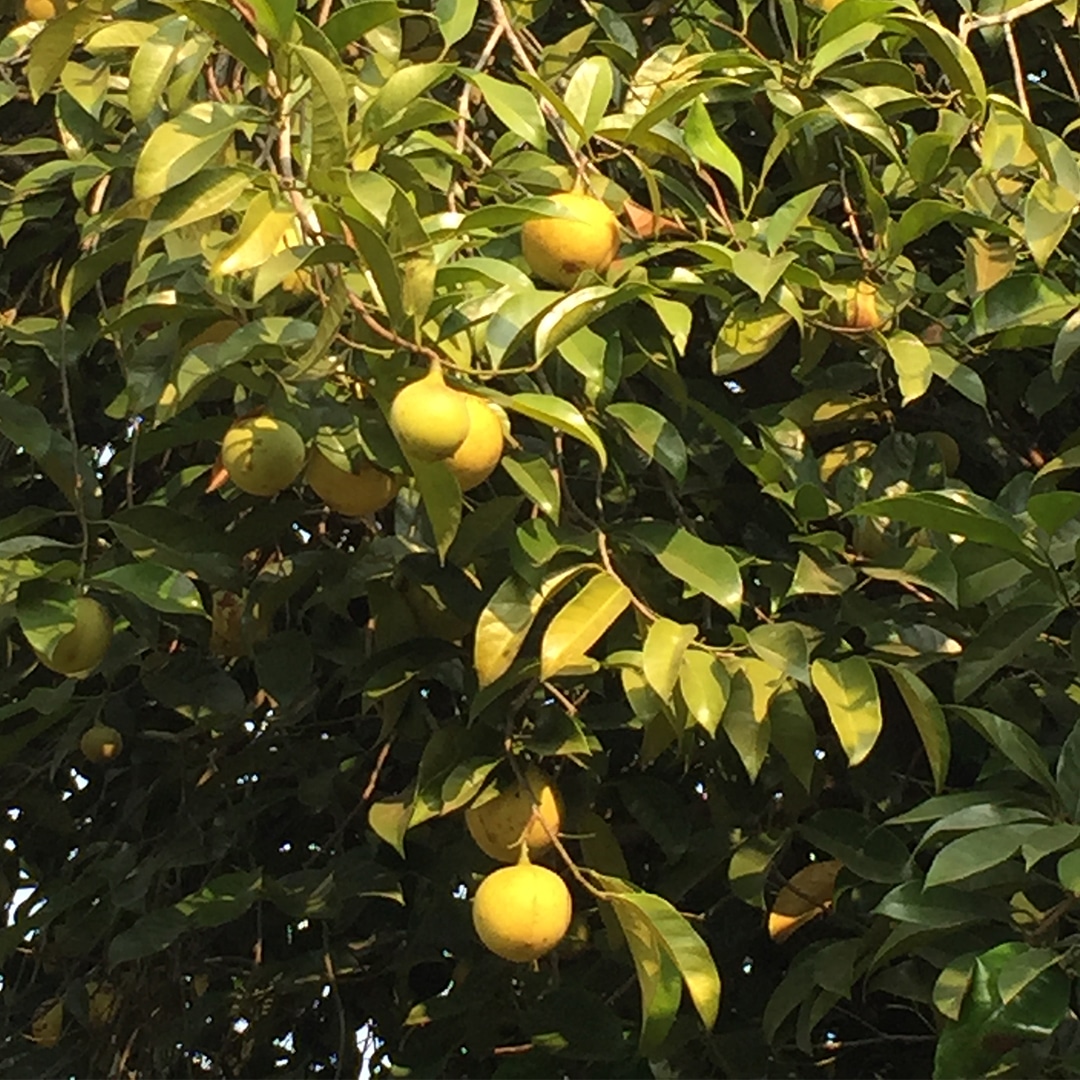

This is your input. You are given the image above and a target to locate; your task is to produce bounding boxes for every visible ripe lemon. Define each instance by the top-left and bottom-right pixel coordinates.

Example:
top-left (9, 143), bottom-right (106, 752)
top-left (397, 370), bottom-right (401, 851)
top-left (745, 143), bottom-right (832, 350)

top-left (465, 765), bottom-right (563, 863)
top-left (472, 859), bottom-right (573, 962)
top-left (220, 415), bottom-right (307, 496)
top-left (23, 0), bottom-right (59, 19)
top-left (306, 449), bottom-right (398, 516)
top-left (80, 724), bottom-right (123, 764)
top-left (522, 192), bottom-right (620, 289)
top-left (446, 397), bottom-right (505, 491)
top-left (389, 367), bottom-right (471, 461)
top-left (34, 596), bottom-right (112, 678)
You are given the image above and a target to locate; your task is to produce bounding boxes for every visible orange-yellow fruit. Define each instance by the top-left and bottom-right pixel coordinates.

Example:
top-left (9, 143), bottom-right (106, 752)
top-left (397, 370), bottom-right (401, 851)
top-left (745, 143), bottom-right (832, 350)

top-left (34, 596), bottom-right (112, 678)
top-left (23, 0), bottom-right (59, 19)
top-left (465, 765), bottom-right (563, 863)
top-left (220, 415), bottom-right (306, 496)
top-left (928, 431), bottom-right (961, 475)
top-left (445, 397), bottom-right (505, 491)
top-left (522, 192), bottom-right (620, 288)
top-left (846, 280), bottom-right (882, 330)
top-left (306, 449), bottom-right (398, 516)
top-left (472, 859), bottom-right (573, 962)
top-left (389, 367), bottom-right (470, 461)
top-left (80, 724), bottom-right (123, 764)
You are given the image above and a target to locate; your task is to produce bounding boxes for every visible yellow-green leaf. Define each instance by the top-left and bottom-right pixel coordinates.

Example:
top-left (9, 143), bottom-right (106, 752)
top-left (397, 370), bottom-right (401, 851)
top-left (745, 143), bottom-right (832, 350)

top-left (811, 656), bottom-right (883, 766)
top-left (540, 571), bottom-right (630, 681)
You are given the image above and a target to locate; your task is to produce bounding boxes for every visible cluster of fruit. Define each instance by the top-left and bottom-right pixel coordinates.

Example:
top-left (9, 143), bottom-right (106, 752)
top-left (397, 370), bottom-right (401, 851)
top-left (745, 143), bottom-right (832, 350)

top-left (464, 765), bottom-right (573, 963)
top-left (30, 192), bottom-right (623, 776)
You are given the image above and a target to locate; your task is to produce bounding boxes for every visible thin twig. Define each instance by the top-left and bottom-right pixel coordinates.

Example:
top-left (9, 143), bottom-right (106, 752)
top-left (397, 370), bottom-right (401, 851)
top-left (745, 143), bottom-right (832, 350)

top-left (597, 531), bottom-right (659, 622)
top-left (1004, 22), bottom-right (1031, 119)
top-left (489, 0), bottom-right (588, 173)
top-left (125, 417), bottom-right (139, 510)
top-left (323, 924), bottom-right (348, 1080)
top-left (837, 156), bottom-right (872, 265)
top-left (361, 739), bottom-right (392, 802)
top-left (958, 0), bottom-right (1056, 42)
top-left (57, 320), bottom-right (90, 584)
top-left (1050, 35), bottom-right (1080, 102)
top-left (456, 21), bottom-right (504, 156)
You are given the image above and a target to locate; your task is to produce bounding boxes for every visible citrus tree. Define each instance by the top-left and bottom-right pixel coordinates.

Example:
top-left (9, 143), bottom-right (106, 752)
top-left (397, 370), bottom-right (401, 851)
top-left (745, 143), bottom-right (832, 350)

top-left (5, 0), bottom-right (1080, 1076)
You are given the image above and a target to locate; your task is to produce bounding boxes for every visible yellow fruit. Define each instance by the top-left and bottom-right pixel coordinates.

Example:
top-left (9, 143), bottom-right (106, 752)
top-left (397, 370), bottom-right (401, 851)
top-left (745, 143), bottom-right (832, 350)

top-left (306, 449), bottom-right (398, 516)
top-left (846, 280), bottom-right (882, 330)
top-left (30, 999), bottom-right (63, 1047)
top-left (23, 0), bottom-right (59, 19)
top-left (389, 367), bottom-right (470, 461)
top-left (80, 724), bottom-right (123, 764)
top-left (220, 415), bottom-right (306, 496)
top-left (472, 859), bottom-right (573, 962)
top-left (465, 765), bottom-right (563, 863)
top-left (445, 397), bottom-right (505, 491)
top-left (522, 192), bottom-right (621, 288)
top-left (34, 596), bottom-right (112, 678)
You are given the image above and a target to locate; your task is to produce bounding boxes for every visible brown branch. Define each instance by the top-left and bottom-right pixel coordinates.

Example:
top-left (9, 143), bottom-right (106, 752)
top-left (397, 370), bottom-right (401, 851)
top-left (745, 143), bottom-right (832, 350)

top-left (489, 0), bottom-right (587, 173)
top-left (57, 322), bottom-right (90, 584)
top-left (597, 531), bottom-right (659, 623)
top-left (456, 20), bottom-right (504, 156)
top-left (1004, 22), bottom-right (1031, 119)
top-left (958, 0), bottom-right (1057, 42)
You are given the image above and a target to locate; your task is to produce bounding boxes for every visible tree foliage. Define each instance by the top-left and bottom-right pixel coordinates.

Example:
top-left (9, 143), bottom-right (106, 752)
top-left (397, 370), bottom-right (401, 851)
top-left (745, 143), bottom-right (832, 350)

top-left (3, 0), bottom-right (1080, 1076)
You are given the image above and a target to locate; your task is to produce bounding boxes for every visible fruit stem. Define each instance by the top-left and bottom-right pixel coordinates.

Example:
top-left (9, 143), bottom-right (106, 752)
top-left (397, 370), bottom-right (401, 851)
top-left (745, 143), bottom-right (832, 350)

top-left (504, 754), bottom-right (607, 900)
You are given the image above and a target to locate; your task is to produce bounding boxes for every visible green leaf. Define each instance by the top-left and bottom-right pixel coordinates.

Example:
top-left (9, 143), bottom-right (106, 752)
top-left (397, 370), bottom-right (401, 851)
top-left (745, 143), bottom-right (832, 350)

top-left (133, 102), bottom-right (254, 200)
top-left (108, 908), bottom-right (189, 967)
top-left (712, 300), bottom-right (793, 376)
top-left (764, 184), bottom-right (827, 255)
top-left (174, 1), bottom-right (269, 76)
top-left (886, 330), bottom-right (933, 405)
top-left (874, 880), bottom-right (1000, 928)
top-left (684, 98), bottom-right (743, 194)
top-left (473, 567), bottom-right (585, 688)
top-left (850, 489), bottom-right (1042, 566)
top-left (323, 1), bottom-right (399, 50)
top-left (730, 249), bottom-right (797, 303)
top-left (128, 16), bottom-right (187, 123)
top-left (677, 649), bottom-right (730, 736)
top-left (1058, 849), bottom-right (1080, 893)
top-left (924, 823), bottom-right (1041, 888)
top-left (891, 14), bottom-right (986, 120)
top-left (408, 458), bottom-right (462, 562)
top-left (748, 622), bottom-right (811, 686)
top-left (540, 571), bottom-right (631, 681)
top-left (291, 44), bottom-right (349, 167)
top-left (93, 563), bottom-right (207, 616)
top-left (433, 0), bottom-right (476, 47)
top-left (1023, 177), bottom-right (1076, 270)
top-left (599, 876), bottom-right (721, 1034)
top-left (933, 943), bottom-right (1069, 1080)
top-left (811, 657), bottom-right (883, 767)
top-left (501, 453), bottom-right (561, 520)
top-left (630, 522), bottom-right (742, 618)
top-left (469, 71), bottom-right (547, 149)
top-left (642, 618), bottom-right (697, 703)
top-left (505, 392), bottom-right (607, 468)
top-left (821, 89), bottom-right (899, 162)
top-left (16, 580), bottom-right (77, 658)
top-left (802, 808), bottom-right (909, 883)
top-left (607, 403), bottom-right (687, 483)
top-left (141, 167), bottom-right (253, 252)
top-left (245, 0), bottom-right (296, 42)
top-left (722, 660), bottom-right (780, 782)
top-left (604, 887), bottom-right (681, 1057)
top-left (949, 706), bottom-right (1057, 795)
top-left (934, 954), bottom-right (976, 1022)
top-left (886, 665), bottom-right (950, 793)
top-left (564, 56), bottom-right (613, 149)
